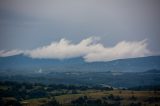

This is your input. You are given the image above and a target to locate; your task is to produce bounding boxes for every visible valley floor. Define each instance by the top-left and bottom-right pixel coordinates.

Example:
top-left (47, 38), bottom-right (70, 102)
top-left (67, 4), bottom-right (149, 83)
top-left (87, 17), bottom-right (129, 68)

top-left (1, 81), bottom-right (160, 106)
top-left (14, 90), bottom-right (160, 106)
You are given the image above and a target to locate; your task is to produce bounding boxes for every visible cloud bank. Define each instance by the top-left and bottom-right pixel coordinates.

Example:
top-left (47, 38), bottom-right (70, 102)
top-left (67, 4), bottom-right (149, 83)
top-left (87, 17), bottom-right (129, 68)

top-left (0, 37), bottom-right (152, 62)
top-left (0, 50), bottom-right (23, 57)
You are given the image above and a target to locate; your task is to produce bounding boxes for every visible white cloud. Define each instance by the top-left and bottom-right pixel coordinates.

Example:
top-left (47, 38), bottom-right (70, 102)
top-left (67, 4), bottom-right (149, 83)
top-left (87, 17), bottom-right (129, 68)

top-left (25, 37), bottom-right (151, 62)
top-left (84, 39), bottom-right (151, 62)
top-left (0, 37), bottom-right (152, 62)
top-left (25, 37), bottom-right (101, 59)
top-left (0, 50), bottom-right (23, 57)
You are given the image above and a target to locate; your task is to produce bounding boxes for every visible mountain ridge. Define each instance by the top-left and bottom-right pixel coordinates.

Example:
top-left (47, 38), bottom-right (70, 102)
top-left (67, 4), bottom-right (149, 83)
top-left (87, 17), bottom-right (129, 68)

top-left (0, 54), bottom-right (160, 72)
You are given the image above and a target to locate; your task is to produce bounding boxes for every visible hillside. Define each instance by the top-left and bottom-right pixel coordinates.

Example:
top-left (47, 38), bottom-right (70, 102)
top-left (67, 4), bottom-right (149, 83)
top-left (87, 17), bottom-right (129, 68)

top-left (0, 55), bottom-right (160, 73)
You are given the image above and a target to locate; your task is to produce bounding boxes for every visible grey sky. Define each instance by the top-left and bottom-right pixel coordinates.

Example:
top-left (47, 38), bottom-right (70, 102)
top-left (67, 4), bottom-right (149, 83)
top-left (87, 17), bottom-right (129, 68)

top-left (0, 0), bottom-right (160, 54)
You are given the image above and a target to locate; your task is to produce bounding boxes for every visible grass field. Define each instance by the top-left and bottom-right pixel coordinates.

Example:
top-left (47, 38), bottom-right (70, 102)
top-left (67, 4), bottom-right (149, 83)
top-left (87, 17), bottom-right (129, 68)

top-left (20, 90), bottom-right (160, 106)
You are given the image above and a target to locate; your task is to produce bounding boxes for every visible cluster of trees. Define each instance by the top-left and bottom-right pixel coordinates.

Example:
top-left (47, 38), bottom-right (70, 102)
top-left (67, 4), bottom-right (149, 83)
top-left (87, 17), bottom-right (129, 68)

top-left (41, 98), bottom-right (60, 106)
top-left (129, 85), bottom-right (160, 91)
top-left (0, 81), bottom-right (113, 100)
top-left (71, 96), bottom-right (104, 106)
top-left (102, 94), bottom-right (123, 101)
top-left (0, 98), bottom-right (21, 106)
top-left (71, 94), bottom-right (148, 106)
top-left (0, 82), bottom-right (47, 100)
top-left (71, 95), bottom-right (123, 106)
top-left (129, 102), bottom-right (141, 106)
top-left (144, 97), bottom-right (160, 104)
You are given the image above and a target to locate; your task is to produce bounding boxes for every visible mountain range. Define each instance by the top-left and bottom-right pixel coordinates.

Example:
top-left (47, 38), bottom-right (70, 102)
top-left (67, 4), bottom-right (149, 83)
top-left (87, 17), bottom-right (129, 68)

top-left (0, 54), bottom-right (160, 73)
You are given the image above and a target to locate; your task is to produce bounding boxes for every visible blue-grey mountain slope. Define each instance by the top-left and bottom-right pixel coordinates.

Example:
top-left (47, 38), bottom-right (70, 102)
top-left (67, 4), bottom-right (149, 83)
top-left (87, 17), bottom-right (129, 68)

top-left (0, 54), bottom-right (160, 73)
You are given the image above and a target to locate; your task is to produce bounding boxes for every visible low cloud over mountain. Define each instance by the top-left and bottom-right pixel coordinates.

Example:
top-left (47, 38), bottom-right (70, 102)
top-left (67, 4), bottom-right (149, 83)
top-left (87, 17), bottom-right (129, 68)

top-left (0, 37), bottom-right (151, 62)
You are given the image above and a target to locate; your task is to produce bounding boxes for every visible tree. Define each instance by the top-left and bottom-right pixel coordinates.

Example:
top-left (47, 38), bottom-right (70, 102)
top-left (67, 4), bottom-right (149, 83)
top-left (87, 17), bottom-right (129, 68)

top-left (43, 98), bottom-right (60, 106)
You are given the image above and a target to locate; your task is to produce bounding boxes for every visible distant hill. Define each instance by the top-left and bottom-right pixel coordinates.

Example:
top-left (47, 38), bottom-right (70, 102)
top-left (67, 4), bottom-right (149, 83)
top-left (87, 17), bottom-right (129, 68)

top-left (144, 69), bottom-right (160, 73)
top-left (0, 54), bottom-right (160, 73)
top-left (0, 55), bottom-right (160, 87)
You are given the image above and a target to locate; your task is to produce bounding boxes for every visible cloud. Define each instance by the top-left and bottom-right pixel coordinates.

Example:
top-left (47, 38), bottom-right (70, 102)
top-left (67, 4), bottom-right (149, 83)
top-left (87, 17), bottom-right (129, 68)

top-left (25, 37), bottom-right (101, 59)
top-left (0, 50), bottom-right (23, 57)
top-left (25, 37), bottom-right (151, 62)
top-left (0, 37), bottom-right (152, 62)
top-left (84, 39), bottom-right (151, 62)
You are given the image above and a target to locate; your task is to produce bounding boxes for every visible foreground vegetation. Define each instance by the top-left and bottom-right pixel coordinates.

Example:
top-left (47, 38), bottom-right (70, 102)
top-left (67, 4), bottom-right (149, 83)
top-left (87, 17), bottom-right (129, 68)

top-left (0, 81), bottom-right (160, 106)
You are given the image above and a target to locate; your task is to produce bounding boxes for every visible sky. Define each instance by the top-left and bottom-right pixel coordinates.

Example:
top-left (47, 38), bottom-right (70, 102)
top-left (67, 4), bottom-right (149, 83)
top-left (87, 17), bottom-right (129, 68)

top-left (0, 0), bottom-right (160, 62)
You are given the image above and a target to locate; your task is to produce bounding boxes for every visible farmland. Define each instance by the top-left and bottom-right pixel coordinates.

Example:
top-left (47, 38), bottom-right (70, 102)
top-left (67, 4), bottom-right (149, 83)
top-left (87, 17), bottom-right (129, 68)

top-left (0, 81), bottom-right (160, 106)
